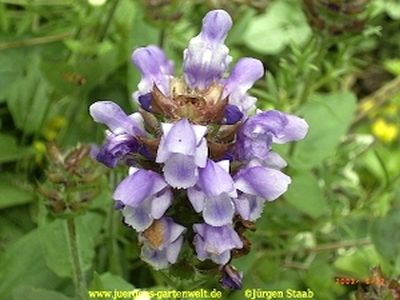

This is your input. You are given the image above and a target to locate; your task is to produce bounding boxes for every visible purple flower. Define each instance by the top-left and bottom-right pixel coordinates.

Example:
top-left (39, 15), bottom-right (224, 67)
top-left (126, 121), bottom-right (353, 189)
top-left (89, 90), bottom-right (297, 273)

top-left (193, 223), bottom-right (243, 265)
top-left (139, 217), bottom-right (186, 270)
top-left (90, 8), bottom-right (310, 284)
top-left (233, 165), bottom-right (291, 221)
top-left (183, 10), bottom-right (232, 90)
top-left (223, 104), bottom-right (243, 125)
top-left (132, 45), bottom-right (174, 98)
top-left (220, 264), bottom-right (243, 290)
top-left (156, 119), bottom-right (208, 189)
top-left (95, 133), bottom-right (139, 168)
top-left (236, 110), bottom-right (309, 161)
top-left (223, 58), bottom-right (264, 114)
top-left (89, 101), bottom-right (145, 167)
top-left (188, 160), bottom-right (236, 226)
top-left (113, 167), bottom-right (172, 232)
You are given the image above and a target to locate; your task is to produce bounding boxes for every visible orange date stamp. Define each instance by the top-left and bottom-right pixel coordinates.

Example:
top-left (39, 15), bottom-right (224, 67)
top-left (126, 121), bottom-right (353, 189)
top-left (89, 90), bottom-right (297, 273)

top-left (335, 277), bottom-right (385, 286)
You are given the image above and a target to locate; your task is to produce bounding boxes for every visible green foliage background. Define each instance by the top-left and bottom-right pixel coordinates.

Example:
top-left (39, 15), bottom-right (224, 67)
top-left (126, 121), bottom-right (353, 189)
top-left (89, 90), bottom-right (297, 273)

top-left (0, 0), bottom-right (400, 299)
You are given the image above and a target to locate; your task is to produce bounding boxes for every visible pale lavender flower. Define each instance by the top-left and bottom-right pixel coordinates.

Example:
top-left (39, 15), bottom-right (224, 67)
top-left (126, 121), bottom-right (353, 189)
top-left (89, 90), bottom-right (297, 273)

top-left (183, 10), bottom-right (232, 90)
top-left (156, 118), bottom-right (207, 189)
top-left (233, 165), bottom-right (291, 221)
top-left (90, 8), bottom-right (310, 286)
top-left (220, 264), bottom-right (243, 290)
top-left (139, 217), bottom-right (186, 270)
top-left (236, 110), bottom-right (309, 162)
top-left (223, 58), bottom-right (264, 114)
top-left (89, 101), bottom-right (145, 167)
top-left (113, 167), bottom-right (172, 232)
top-left (132, 45), bottom-right (174, 98)
top-left (188, 160), bottom-right (236, 226)
top-left (193, 223), bottom-right (243, 265)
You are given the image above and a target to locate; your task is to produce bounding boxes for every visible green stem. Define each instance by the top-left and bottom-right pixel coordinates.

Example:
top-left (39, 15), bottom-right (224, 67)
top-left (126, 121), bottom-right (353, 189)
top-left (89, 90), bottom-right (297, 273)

top-left (158, 28), bottom-right (166, 48)
top-left (296, 36), bottom-right (327, 108)
top-left (107, 172), bottom-right (122, 275)
top-left (66, 218), bottom-right (86, 299)
top-left (0, 32), bottom-right (73, 51)
top-left (96, 0), bottom-right (120, 43)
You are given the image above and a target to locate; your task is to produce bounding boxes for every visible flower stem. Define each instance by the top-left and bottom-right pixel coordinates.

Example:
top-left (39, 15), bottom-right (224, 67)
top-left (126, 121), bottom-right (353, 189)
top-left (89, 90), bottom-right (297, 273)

top-left (96, 0), bottom-right (120, 43)
top-left (0, 32), bottom-right (73, 51)
top-left (66, 218), bottom-right (86, 299)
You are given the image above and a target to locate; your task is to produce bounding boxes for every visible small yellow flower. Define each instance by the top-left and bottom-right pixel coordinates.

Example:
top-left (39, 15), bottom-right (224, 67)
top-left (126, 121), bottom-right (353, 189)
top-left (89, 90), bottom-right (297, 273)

top-left (371, 118), bottom-right (399, 143)
top-left (42, 116), bottom-right (67, 141)
top-left (33, 141), bottom-right (47, 164)
top-left (43, 129), bottom-right (57, 141)
top-left (48, 116), bottom-right (67, 130)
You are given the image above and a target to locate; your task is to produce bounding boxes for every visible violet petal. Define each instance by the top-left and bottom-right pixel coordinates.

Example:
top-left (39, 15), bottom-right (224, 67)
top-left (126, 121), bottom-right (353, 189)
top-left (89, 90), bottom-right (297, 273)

top-left (183, 10), bottom-right (232, 89)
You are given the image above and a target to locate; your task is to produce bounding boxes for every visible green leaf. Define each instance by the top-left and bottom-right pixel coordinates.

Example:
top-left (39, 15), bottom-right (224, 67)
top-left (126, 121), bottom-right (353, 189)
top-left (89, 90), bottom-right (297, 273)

top-left (293, 91), bottom-right (357, 167)
top-left (7, 54), bottom-right (50, 134)
top-left (284, 171), bottom-right (328, 218)
top-left (227, 9), bottom-right (256, 45)
top-left (0, 230), bottom-right (63, 299)
top-left (370, 211), bottom-right (400, 268)
top-left (0, 133), bottom-right (32, 163)
top-left (244, 0), bottom-right (311, 54)
top-left (39, 212), bottom-right (104, 278)
top-left (0, 50), bottom-right (26, 101)
top-left (0, 206), bottom-right (35, 248)
top-left (0, 173), bottom-right (35, 209)
top-left (90, 272), bottom-right (134, 291)
top-left (384, 58), bottom-right (400, 76)
top-left (334, 246), bottom-right (382, 278)
top-left (305, 256), bottom-right (344, 300)
top-left (12, 286), bottom-right (73, 300)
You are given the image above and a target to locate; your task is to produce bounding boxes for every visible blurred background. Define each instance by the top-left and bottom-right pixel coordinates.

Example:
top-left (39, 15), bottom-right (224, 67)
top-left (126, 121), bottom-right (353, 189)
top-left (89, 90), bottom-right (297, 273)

top-left (0, 0), bottom-right (400, 299)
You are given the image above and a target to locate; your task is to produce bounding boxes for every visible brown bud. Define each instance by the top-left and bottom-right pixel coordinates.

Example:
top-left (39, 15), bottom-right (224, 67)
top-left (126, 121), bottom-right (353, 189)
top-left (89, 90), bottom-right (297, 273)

top-left (214, 122), bottom-right (241, 143)
top-left (65, 145), bottom-right (90, 172)
top-left (47, 172), bottom-right (68, 184)
top-left (37, 185), bottom-right (63, 202)
top-left (46, 143), bottom-right (64, 166)
top-left (137, 136), bottom-right (160, 157)
top-left (49, 199), bottom-right (66, 215)
top-left (236, 217), bottom-right (256, 234)
top-left (200, 97), bottom-right (227, 124)
top-left (231, 236), bottom-right (251, 258)
top-left (151, 86), bottom-right (177, 117)
top-left (139, 107), bottom-right (161, 136)
top-left (208, 141), bottom-right (234, 160)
